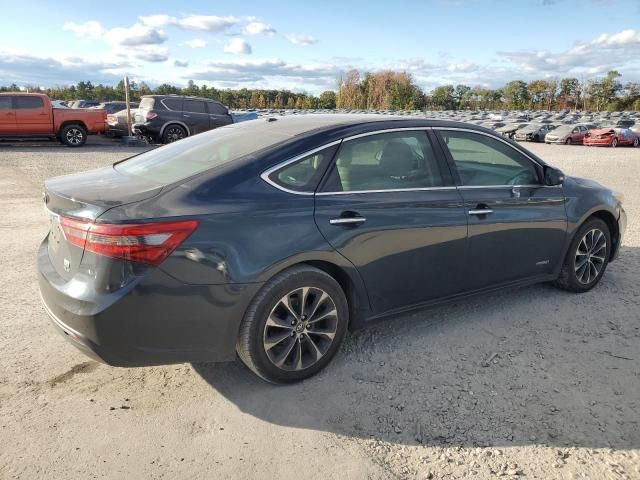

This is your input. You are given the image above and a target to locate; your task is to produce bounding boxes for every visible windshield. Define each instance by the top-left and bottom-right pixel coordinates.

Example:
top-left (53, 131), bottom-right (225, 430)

top-left (519, 124), bottom-right (542, 132)
top-left (115, 122), bottom-right (289, 184)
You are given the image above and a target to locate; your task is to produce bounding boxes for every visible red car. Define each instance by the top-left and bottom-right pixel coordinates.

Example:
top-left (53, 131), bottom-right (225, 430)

top-left (0, 93), bottom-right (106, 147)
top-left (583, 127), bottom-right (639, 148)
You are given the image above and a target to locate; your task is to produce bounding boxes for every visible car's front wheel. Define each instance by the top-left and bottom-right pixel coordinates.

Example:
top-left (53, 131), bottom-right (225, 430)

top-left (552, 218), bottom-right (611, 293)
top-left (236, 265), bottom-right (348, 383)
top-left (611, 138), bottom-right (618, 148)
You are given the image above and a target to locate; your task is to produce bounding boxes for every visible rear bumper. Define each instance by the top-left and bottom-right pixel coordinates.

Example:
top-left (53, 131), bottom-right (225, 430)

top-left (37, 238), bottom-right (262, 367)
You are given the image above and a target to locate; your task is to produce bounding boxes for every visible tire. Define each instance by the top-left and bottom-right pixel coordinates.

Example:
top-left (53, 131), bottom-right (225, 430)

top-left (611, 138), bottom-right (618, 148)
top-left (565, 137), bottom-right (572, 145)
top-left (633, 137), bottom-right (639, 147)
top-left (552, 218), bottom-right (611, 293)
top-left (59, 124), bottom-right (87, 147)
top-left (162, 124), bottom-right (187, 144)
top-left (236, 265), bottom-right (349, 384)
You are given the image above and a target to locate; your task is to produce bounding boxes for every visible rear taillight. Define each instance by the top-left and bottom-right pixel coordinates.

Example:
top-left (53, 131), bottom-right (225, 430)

top-left (60, 217), bottom-right (199, 265)
top-left (145, 111), bottom-right (158, 121)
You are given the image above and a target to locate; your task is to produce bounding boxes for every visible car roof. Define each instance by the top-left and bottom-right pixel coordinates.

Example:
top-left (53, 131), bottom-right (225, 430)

top-left (223, 114), bottom-right (504, 137)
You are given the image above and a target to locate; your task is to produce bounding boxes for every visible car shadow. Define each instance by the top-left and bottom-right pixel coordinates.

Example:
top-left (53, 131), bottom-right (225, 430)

top-left (193, 247), bottom-right (639, 449)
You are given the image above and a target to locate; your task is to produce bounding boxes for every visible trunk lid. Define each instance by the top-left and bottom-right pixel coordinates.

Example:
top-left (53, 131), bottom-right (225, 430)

top-left (44, 166), bottom-right (164, 280)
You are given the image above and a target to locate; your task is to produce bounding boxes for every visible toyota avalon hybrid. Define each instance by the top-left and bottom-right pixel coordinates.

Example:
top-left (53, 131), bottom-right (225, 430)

top-left (38, 115), bottom-right (626, 383)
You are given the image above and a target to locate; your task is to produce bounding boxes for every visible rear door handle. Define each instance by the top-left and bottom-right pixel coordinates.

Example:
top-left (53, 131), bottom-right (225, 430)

top-left (329, 217), bottom-right (366, 225)
top-left (468, 208), bottom-right (493, 215)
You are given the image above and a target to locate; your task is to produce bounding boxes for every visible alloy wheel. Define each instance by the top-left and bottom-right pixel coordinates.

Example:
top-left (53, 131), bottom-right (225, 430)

top-left (66, 128), bottom-right (84, 145)
top-left (263, 287), bottom-right (338, 371)
top-left (574, 228), bottom-right (607, 285)
top-left (166, 127), bottom-right (185, 142)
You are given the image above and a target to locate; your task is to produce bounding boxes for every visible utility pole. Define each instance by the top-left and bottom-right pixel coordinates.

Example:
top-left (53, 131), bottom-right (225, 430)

top-left (124, 76), bottom-right (133, 137)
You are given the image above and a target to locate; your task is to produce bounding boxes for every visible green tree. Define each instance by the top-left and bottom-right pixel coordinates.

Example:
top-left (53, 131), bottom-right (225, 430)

top-left (502, 80), bottom-right (529, 109)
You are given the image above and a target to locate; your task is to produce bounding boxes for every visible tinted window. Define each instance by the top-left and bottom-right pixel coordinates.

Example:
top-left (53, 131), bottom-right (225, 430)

top-left (323, 131), bottom-right (444, 192)
top-left (15, 97), bottom-right (44, 109)
top-left (269, 147), bottom-right (337, 192)
top-left (184, 100), bottom-right (206, 113)
top-left (208, 102), bottom-right (228, 115)
top-left (438, 130), bottom-right (539, 186)
top-left (0, 97), bottom-right (11, 109)
top-left (162, 98), bottom-right (183, 111)
top-left (116, 123), bottom-right (292, 185)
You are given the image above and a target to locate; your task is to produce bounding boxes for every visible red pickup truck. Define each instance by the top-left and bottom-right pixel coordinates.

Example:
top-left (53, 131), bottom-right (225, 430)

top-left (0, 93), bottom-right (107, 147)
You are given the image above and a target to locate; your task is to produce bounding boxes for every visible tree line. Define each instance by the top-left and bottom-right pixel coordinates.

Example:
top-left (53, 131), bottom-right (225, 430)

top-left (1, 69), bottom-right (638, 111)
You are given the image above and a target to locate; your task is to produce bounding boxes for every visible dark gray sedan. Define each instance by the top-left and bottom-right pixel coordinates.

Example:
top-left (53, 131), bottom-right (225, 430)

top-left (38, 116), bottom-right (626, 383)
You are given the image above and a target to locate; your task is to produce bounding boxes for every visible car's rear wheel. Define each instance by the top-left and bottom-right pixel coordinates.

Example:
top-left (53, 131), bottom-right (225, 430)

top-left (552, 218), bottom-right (611, 293)
top-left (236, 265), bottom-right (348, 383)
top-left (59, 124), bottom-right (87, 147)
top-left (611, 138), bottom-right (618, 148)
top-left (162, 124), bottom-right (187, 144)
top-left (633, 137), bottom-right (639, 147)
top-left (565, 137), bottom-right (572, 145)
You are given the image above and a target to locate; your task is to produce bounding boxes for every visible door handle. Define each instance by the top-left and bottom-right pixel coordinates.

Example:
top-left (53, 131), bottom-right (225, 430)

top-left (329, 217), bottom-right (366, 225)
top-left (468, 208), bottom-right (493, 215)
top-left (183, 114), bottom-right (191, 117)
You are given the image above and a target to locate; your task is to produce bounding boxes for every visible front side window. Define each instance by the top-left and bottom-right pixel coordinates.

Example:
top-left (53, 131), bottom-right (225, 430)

top-left (437, 130), bottom-right (540, 186)
top-left (322, 131), bottom-right (444, 193)
top-left (184, 100), bottom-right (206, 113)
top-left (208, 102), bottom-right (228, 115)
top-left (15, 96), bottom-right (44, 109)
top-left (268, 145), bottom-right (338, 192)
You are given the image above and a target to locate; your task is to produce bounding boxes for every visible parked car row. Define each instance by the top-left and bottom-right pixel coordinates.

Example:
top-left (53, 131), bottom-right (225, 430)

top-left (1, 94), bottom-right (638, 148)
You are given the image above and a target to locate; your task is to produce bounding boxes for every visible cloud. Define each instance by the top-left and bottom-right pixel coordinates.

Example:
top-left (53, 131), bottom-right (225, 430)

top-left (243, 21), bottom-right (276, 36)
top-left (63, 21), bottom-right (105, 39)
top-left (285, 33), bottom-right (317, 46)
top-left (0, 50), bottom-right (131, 85)
top-left (139, 14), bottom-right (238, 33)
top-left (223, 38), bottom-right (252, 55)
top-left (183, 39), bottom-right (208, 48)
top-left (172, 59), bottom-right (189, 68)
top-left (115, 45), bottom-right (169, 63)
top-left (497, 28), bottom-right (640, 79)
top-left (105, 23), bottom-right (167, 46)
top-left (593, 29), bottom-right (640, 47)
top-left (63, 20), bottom-right (166, 47)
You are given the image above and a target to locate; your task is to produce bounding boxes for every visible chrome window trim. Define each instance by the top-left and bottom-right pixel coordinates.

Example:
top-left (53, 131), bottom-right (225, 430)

top-left (316, 186), bottom-right (457, 196)
top-left (259, 140), bottom-right (343, 196)
top-left (259, 126), bottom-right (561, 196)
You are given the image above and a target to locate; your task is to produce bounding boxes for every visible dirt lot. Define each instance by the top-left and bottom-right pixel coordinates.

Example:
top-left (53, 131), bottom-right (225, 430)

top-left (1, 137), bottom-right (639, 479)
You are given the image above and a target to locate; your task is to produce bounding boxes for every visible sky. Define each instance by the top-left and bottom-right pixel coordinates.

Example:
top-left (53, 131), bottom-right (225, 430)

top-left (1, 0), bottom-right (639, 94)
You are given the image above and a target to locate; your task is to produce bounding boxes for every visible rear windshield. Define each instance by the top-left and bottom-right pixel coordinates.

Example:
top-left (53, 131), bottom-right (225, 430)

top-left (115, 123), bottom-right (289, 184)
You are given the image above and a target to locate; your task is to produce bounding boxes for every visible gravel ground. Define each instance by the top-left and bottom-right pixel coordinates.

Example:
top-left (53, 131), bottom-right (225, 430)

top-left (0, 137), bottom-right (639, 479)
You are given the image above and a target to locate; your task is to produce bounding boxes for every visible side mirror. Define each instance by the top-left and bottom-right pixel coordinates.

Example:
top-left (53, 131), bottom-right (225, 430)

top-left (544, 166), bottom-right (565, 186)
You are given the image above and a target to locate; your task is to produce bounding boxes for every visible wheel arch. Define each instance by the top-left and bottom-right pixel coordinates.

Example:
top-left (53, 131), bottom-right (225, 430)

top-left (59, 120), bottom-right (88, 133)
top-left (252, 256), bottom-right (372, 331)
top-left (159, 121), bottom-right (190, 137)
top-left (588, 210), bottom-right (620, 261)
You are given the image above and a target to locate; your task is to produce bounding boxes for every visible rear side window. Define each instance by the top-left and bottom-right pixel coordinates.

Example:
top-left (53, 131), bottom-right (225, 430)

top-left (0, 97), bottom-right (11, 109)
top-left (15, 97), bottom-right (44, 109)
top-left (184, 100), bottom-right (206, 113)
top-left (322, 131), bottom-right (444, 193)
top-left (208, 102), bottom-right (228, 115)
top-left (162, 98), bottom-right (183, 111)
top-left (267, 145), bottom-right (339, 193)
top-left (116, 123), bottom-right (293, 185)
